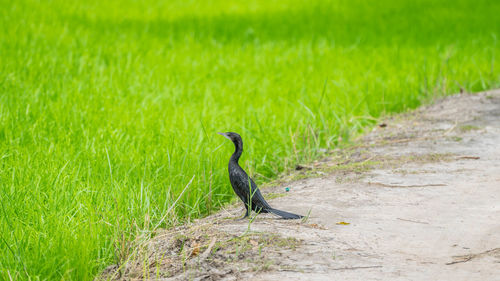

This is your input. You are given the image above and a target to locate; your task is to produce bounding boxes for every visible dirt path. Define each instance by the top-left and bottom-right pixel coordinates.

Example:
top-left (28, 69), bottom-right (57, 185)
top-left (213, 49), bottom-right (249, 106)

top-left (101, 90), bottom-right (500, 281)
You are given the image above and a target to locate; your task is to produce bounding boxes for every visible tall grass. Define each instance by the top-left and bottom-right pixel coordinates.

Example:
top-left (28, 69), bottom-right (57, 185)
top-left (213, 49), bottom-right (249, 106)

top-left (1, 0), bottom-right (499, 279)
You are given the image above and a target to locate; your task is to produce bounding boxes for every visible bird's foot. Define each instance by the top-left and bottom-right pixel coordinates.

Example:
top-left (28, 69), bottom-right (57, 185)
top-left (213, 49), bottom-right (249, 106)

top-left (236, 212), bottom-right (250, 220)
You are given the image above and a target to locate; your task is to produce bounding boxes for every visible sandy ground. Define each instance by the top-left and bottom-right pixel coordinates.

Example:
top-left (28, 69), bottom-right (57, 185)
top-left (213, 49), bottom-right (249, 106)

top-left (101, 89), bottom-right (500, 281)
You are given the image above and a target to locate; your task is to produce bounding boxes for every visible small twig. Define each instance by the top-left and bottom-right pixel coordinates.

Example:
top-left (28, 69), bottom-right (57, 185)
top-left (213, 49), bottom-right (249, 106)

top-left (352, 136), bottom-right (437, 149)
top-left (369, 182), bottom-right (447, 188)
top-left (199, 237), bottom-right (217, 260)
top-left (443, 119), bottom-right (458, 136)
top-left (328, 155), bottom-right (375, 167)
top-left (332, 265), bottom-right (383, 270)
top-left (446, 256), bottom-right (472, 265)
top-left (457, 156), bottom-right (480, 160)
top-left (446, 248), bottom-right (500, 265)
top-left (397, 218), bottom-right (429, 224)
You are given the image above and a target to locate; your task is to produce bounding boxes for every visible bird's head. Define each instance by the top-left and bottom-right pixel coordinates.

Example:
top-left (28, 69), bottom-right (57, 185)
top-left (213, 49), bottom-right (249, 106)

top-left (217, 132), bottom-right (242, 144)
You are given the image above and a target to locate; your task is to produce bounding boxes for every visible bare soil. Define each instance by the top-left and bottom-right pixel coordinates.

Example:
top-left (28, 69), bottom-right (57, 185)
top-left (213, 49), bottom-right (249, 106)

top-left (100, 89), bottom-right (500, 281)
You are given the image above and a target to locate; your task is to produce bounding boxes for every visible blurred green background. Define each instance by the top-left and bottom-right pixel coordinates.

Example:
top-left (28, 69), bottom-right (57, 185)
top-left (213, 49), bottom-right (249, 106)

top-left (1, 0), bottom-right (499, 279)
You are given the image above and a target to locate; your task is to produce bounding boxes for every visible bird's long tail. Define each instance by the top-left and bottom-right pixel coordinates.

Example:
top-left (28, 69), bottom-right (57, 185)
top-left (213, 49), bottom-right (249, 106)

top-left (267, 208), bottom-right (303, 220)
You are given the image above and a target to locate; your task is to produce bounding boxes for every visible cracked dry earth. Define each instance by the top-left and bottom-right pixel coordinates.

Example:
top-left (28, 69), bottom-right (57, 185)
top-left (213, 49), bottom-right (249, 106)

top-left (101, 90), bottom-right (500, 281)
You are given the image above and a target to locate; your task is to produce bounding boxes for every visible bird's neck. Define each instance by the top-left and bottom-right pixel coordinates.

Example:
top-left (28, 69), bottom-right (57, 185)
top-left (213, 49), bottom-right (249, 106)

top-left (230, 139), bottom-right (243, 163)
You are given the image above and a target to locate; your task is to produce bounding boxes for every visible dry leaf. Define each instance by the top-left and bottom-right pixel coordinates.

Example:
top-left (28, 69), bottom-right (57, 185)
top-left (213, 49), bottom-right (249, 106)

top-left (190, 242), bottom-right (200, 257)
top-left (336, 221), bottom-right (350, 225)
top-left (309, 223), bottom-right (327, 230)
top-left (249, 239), bottom-right (259, 250)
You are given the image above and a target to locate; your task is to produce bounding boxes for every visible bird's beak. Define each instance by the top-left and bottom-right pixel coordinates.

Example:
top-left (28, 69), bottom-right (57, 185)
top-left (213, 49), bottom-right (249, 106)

top-left (217, 132), bottom-right (231, 140)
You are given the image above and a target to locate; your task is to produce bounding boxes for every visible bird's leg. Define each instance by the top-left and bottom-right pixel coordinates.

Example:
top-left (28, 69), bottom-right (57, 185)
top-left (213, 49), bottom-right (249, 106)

top-left (238, 205), bottom-right (251, 220)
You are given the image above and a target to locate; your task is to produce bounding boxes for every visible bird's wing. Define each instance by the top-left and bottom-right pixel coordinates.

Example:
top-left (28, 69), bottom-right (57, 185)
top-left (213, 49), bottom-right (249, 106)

top-left (229, 164), bottom-right (272, 210)
top-left (249, 177), bottom-right (272, 210)
top-left (229, 166), bottom-right (252, 202)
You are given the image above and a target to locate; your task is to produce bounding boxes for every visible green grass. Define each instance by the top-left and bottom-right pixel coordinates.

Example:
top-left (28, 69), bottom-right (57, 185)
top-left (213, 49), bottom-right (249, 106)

top-left (1, 0), bottom-right (499, 279)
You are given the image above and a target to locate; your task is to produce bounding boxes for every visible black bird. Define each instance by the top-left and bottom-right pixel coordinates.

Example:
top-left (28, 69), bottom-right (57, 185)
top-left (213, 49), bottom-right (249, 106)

top-left (218, 132), bottom-right (303, 220)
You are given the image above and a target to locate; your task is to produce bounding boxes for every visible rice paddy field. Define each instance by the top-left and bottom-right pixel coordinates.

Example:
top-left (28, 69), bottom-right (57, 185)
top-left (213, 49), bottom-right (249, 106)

top-left (1, 0), bottom-right (499, 279)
